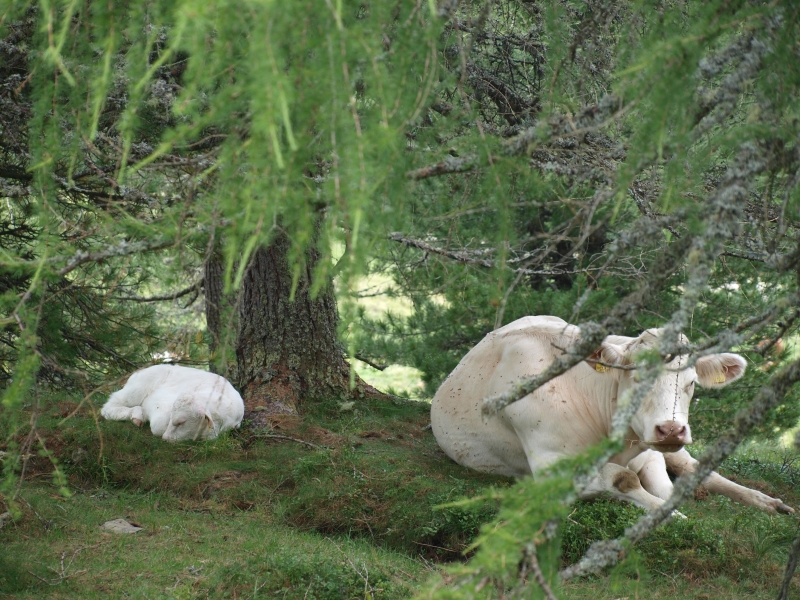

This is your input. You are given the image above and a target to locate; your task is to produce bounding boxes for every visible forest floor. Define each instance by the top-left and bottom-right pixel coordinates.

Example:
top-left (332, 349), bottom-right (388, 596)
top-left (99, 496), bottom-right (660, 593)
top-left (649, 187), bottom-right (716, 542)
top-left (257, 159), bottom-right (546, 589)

top-left (1, 391), bottom-right (799, 599)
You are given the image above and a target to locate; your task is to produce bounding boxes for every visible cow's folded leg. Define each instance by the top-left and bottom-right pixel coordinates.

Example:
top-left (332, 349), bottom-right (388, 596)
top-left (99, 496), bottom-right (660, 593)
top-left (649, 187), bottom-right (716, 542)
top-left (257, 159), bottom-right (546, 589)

top-left (580, 463), bottom-right (665, 511)
top-left (663, 448), bottom-right (794, 515)
top-left (99, 403), bottom-right (136, 421)
top-left (627, 449), bottom-right (674, 500)
top-left (130, 406), bottom-right (144, 427)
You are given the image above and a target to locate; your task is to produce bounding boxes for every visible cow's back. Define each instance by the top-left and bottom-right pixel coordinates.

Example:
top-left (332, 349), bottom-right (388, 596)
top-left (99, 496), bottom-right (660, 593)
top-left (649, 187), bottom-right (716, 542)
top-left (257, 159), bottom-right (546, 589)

top-left (431, 316), bottom-right (581, 477)
top-left (432, 316), bottom-right (622, 477)
top-left (138, 365), bottom-right (243, 434)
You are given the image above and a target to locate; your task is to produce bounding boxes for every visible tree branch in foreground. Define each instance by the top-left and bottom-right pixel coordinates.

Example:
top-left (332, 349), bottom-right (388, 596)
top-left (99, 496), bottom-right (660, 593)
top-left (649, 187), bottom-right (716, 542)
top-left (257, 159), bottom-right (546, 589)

top-left (560, 356), bottom-right (800, 580)
top-left (481, 234), bottom-right (693, 416)
top-left (481, 322), bottom-right (610, 417)
top-left (777, 530), bottom-right (800, 600)
top-left (521, 543), bottom-right (559, 600)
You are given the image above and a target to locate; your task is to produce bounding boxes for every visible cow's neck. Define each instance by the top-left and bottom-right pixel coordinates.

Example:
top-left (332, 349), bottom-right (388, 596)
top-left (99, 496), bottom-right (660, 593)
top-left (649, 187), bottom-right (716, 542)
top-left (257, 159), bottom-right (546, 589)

top-left (604, 379), bottom-right (648, 465)
top-left (609, 427), bottom-right (645, 466)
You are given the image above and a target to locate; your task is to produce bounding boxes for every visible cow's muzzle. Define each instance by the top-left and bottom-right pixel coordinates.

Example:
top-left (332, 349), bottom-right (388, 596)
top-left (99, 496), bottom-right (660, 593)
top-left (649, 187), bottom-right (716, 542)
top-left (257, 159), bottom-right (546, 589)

top-left (650, 420), bottom-right (691, 451)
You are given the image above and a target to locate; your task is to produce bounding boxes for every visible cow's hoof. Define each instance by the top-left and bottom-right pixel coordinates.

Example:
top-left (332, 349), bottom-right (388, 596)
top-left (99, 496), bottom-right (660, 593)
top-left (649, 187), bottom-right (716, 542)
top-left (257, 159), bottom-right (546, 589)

top-left (131, 418), bottom-right (143, 427)
top-left (762, 496), bottom-right (794, 514)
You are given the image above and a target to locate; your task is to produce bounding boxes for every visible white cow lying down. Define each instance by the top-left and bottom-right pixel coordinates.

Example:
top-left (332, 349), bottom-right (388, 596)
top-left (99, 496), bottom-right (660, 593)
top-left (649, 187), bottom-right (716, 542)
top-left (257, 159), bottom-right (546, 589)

top-left (432, 316), bottom-right (794, 514)
top-left (101, 365), bottom-right (245, 442)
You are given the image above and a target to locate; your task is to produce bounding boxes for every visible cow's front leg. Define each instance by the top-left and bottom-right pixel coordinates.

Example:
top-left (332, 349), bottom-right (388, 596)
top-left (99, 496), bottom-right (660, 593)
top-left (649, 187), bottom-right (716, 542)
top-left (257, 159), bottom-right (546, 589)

top-left (580, 463), bottom-right (665, 511)
top-left (100, 401), bottom-right (143, 424)
top-left (663, 448), bottom-right (794, 514)
top-left (627, 449), bottom-right (673, 500)
top-left (130, 406), bottom-right (144, 427)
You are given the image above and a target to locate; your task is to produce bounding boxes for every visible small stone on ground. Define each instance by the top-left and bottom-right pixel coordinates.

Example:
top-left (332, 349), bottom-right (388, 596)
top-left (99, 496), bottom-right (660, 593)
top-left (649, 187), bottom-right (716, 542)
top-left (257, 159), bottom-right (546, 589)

top-left (100, 519), bottom-right (143, 534)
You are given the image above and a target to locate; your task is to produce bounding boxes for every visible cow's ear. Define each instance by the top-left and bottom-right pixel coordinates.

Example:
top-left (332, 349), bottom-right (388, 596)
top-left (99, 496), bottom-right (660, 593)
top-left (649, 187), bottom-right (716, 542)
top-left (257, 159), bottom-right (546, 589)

top-left (587, 342), bottom-right (630, 373)
top-left (696, 353), bottom-right (747, 388)
top-left (195, 405), bottom-right (215, 429)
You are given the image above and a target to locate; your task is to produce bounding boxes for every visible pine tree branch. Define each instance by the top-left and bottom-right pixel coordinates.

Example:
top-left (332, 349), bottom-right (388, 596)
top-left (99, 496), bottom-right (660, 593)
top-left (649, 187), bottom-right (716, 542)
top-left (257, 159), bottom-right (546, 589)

top-left (405, 95), bottom-right (626, 181)
top-left (110, 279), bottom-right (204, 303)
top-left (504, 94), bottom-right (625, 156)
top-left (57, 238), bottom-right (175, 277)
top-left (387, 232), bottom-right (644, 277)
top-left (350, 354), bottom-right (389, 371)
top-left (388, 232), bottom-right (493, 267)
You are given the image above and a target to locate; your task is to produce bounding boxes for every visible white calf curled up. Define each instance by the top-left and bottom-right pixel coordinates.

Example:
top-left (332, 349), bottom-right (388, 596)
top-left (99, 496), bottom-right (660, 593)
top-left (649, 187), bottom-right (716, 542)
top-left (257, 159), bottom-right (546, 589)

top-left (101, 365), bottom-right (245, 442)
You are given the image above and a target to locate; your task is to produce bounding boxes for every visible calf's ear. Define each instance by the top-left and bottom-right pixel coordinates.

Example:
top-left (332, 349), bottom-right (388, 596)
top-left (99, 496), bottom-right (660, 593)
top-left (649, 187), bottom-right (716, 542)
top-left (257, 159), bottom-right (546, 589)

top-left (194, 405), bottom-right (215, 430)
top-left (696, 353), bottom-right (747, 388)
top-left (203, 413), bottom-right (215, 430)
top-left (587, 342), bottom-right (630, 373)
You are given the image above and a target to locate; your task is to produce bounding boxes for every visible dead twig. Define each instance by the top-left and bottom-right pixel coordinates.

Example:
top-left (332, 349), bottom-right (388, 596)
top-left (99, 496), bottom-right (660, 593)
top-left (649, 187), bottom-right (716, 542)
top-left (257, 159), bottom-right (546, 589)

top-left (521, 543), bottom-right (559, 600)
top-left (255, 433), bottom-right (322, 450)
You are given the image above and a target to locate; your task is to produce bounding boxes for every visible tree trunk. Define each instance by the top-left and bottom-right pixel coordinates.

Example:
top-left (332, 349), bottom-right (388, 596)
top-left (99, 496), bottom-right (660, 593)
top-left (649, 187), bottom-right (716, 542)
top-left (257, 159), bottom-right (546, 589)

top-left (232, 231), bottom-right (378, 420)
top-left (204, 251), bottom-right (238, 378)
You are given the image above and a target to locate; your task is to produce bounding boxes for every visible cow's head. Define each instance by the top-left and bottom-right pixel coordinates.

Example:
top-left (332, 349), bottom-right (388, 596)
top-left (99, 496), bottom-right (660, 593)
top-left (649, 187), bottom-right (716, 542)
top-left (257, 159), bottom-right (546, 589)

top-left (589, 329), bottom-right (747, 452)
top-left (162, 395), bottom-right (216, 442)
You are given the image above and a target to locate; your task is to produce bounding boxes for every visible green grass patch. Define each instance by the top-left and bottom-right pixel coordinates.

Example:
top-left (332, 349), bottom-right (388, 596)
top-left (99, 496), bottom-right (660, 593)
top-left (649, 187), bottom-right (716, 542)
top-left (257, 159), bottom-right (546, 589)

top-left (6, 393), bottom-right (509, 560)
top-left (0, 486), bottom-right (433, 598)
top-left (2, 391), bottom-right (799, 599)
top-left (560, 445), bottom-right (800, 598)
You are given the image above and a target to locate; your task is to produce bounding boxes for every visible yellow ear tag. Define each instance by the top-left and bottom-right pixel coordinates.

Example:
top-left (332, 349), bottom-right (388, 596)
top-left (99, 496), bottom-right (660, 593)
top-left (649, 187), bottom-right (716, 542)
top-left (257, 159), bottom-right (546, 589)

top-left (714, 374), bottom-right (726, 384)
top-left (595, 363), bottom-right (610, 373)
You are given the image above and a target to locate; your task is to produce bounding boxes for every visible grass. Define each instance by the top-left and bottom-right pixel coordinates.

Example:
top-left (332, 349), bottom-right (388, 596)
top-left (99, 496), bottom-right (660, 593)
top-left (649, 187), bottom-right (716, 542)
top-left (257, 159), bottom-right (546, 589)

top-left (1, 488), bottom-right (431, 599)
top-left (2, 391), bottom-right (799, 599)
top-left (1, 392), bottom-right (509, 598)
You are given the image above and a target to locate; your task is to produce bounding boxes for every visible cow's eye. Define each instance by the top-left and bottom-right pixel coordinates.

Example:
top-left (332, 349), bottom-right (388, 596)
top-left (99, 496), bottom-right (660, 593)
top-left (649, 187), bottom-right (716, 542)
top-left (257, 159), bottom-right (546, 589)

top-left (173, 421), bottom-right (185, 427)
top-left (684, 381), bottom-right (695, 392)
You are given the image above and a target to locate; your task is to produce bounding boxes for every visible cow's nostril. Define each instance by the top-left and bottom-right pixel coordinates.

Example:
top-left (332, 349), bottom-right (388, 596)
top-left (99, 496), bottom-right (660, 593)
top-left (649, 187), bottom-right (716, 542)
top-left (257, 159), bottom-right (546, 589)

top-left (655, 422), bottom-right (687, 441)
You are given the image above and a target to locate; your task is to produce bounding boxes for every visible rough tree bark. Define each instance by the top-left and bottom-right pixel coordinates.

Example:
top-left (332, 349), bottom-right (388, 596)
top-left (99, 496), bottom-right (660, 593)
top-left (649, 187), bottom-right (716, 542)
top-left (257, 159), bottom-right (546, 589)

top-left (204, 251), bottom-right (237, 378)
top-left (208, 230), bottom-right (380, 421)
